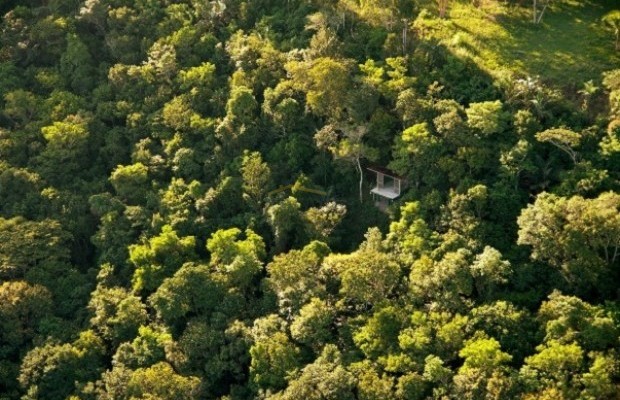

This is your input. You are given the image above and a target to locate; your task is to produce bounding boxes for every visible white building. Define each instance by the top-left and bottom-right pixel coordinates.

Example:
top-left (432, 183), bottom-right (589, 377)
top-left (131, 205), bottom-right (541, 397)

top-left (368, 166), bottom-right (407, 211)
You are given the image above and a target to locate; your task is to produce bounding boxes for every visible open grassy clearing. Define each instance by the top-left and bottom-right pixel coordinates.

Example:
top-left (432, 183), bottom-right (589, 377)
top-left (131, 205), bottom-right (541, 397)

top-left (416, 0), bottom-right (620, 87)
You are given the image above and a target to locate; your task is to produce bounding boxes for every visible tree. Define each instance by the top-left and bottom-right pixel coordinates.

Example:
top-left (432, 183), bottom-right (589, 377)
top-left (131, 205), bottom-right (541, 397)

top-left (178, 62), bottom-right (216, 113)
top-left (0, 217), bottom-right (71, 280)
top-left (241, 151), bottom-right (271, 209)
top-left (37, 115), bottom-right (92, 184)
top-left (304, 202), bottom-right (347, 241)
top-left (286, 57), bottom-right (354, 120)
top-left (3, 90), bottom-right (41, 127)
top-left (353, 306), bottom-right (404, 360)
top-left (499, 139), bottom-right (535, 190)
top-left (129, 225), bottom-right (196, 293)
top-left (532, 0), bottom-right (554, 24)
top-left (112, 325), bottom-right (173, 369)
top-left (517, 192), bottom-right (620, 296)
top-left (453, 334), bottom-right (515, 399)
top-left (149, 263), bottom-right (225, 328)
top-left (602, 10), bottom-right (620, 51)
top-left (389, 122), bottom-right (443, 190)
top-left (386, 202), bottom-right (436, 265)
top-left (0, 164), bottom-right (43, 219)
top-left (437, 0), bottom-right (449, 18)
top-left (110, 163), bottom-right (150, 205)
top-left (0, 281), bottom-right (52, 359)
top-left (19, 331), bottom-right (105, 400)
top-left (206, 227), bottom-right (265, 292)
top-left (225, 85), bottom-right (258, 126)
top-left (267, 197), bottom-right (306, 253)
top-left (88, 285), bottom-right (147, 347)
top-left (577, 80), bottom-right (599, 111)
top-left (408, 249), bottom-right (474, 311)
top-left (465, 100), bottom-right (506, 137)
top-left (59, 34), bottom-right (95, 94)
top-left (176, 319), bottom-right (251, 397)
top-left (290, 297), bottom-right (336, 352)
top-left (523, 340), bottom-right (583, 385)
top-left (470, 246), bottom-right (512, 300)
top-left (535, 128), bottom-right (582, 165)
top-left (537, 291), bottom-right (617, 352)
top-left (580, 353), bottom-right (619, 400)
top-left (250, 315), bottom-right (301, 391)
top-left (265, 241), bottom-right (330, 316)
top-left (124, 362), bottom-right (201, 399)
top-left (351, 361), bottom-right (396, 400)
top-left (459, 335), bottom-right (512, 372)
top-left (276, 345), bottom-right (356, 400)
top-left (145, 41), bottom-right (178, 83)
top-left (469, 302), bottom-right (537, 364)
top-left (322, 249), bottom-right (401, 308)
top-left (314, 123), bottom-right (378, 202)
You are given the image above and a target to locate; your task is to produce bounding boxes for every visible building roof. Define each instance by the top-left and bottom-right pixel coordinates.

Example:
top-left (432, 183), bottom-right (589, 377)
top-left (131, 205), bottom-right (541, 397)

top-left (366, 165), bottom-right (406, 180)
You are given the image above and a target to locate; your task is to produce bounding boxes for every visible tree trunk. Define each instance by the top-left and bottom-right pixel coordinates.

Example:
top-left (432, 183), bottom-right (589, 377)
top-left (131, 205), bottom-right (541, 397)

top-left (438, 0), bottom-right (448, 18)
top-left (535, 0), bottom-right (550, 24)
top-left (402, 22), bottom-right (407, 54)
top-left (356, 157), bottom-right (363, 203)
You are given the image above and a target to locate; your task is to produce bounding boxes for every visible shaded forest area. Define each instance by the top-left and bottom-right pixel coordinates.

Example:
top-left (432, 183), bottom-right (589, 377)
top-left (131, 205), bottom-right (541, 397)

top-left (0, 0), bottom-right (619, 399)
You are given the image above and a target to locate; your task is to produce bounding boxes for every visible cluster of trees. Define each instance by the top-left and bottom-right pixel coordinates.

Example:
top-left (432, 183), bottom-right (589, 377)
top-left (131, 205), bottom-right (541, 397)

top-left (0, 0), bottom-right (618, 399)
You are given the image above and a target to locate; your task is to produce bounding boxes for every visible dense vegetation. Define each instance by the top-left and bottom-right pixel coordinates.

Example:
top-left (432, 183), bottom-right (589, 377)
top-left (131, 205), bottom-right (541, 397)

top-left (0, 0), bottom-right (619, 398)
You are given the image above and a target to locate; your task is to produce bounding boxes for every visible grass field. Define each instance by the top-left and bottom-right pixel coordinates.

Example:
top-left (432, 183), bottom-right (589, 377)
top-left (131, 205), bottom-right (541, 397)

top-left (416, 0), bottom-right (620, 87)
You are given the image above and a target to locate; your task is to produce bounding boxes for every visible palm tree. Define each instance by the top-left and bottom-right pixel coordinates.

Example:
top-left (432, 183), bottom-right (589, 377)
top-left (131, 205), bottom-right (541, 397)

top-left (602, 10), bottom-right (620, 51)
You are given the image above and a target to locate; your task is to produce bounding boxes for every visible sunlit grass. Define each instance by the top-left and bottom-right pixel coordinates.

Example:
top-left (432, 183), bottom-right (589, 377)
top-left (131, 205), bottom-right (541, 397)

top-left (415, 0), bottom-right (620, 86)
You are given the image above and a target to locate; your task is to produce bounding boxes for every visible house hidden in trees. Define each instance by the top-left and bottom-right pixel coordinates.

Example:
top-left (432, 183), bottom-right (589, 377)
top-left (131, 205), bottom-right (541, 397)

top-left (367, 166), bottom-right (407, 211)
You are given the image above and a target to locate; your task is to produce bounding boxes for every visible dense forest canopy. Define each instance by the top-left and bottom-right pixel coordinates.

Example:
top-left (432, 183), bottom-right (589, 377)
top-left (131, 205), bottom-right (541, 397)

top-left (0, 0), bottom-right (619, 399)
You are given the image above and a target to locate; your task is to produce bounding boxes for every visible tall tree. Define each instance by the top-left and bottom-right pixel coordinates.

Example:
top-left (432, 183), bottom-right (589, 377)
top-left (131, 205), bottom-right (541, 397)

top-left (602, 10), bottom-right (620, 51)
top-left (314, 123), bottom-right (378, 202)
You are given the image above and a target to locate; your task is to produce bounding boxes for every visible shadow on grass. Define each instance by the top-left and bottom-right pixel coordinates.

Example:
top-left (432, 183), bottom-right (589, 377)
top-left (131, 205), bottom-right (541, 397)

top-left (429, 0), bottom-right (620, 85)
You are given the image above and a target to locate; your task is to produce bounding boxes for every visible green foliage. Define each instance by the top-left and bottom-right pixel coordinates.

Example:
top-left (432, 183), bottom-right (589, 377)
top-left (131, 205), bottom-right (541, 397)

top-left (110, 163), bottom-right (150, 205)
top-left (0, 281), bottom-right (52, 359)
top-left (19, 331), bottom-right (105, 400)
top-left (265, 241), bottom-right (330, 315)
top-left (354, 306), bottom-right (404, 360)
top-left (535, 128), bottom-right (582, 164)
top-left (286, 57), bottom-right (354, 120)
top-left (88, 285), bottom-right (147, 347)
top-left (267, 196), bottom-right (307, 252)
top-left (149, 263), bottom-right (225, 327)
top-left (207, 227), bottom-right (265, 291)
top-left (470, 246), bottom-right (512, 299)
top-left (323, 249), bottom-right (401, 307)
top-left (59, 34), bottom-right (95, 94)
top-left (0, 0), bottom-right (618, 399)
top-left (129, 225), bottom-right (196, 293)
top-left (37, 115), bottom-right (92, 184)
top-left (125, 362), bottom-right (201, 399)
top-left (465, 100), bottom-right (506, 136)
top-left (275, 345), bottom-right (356, 400)
top-left (459, 335), bottom-right (512, 372)
top-left (290, 297), bottom-right (336, 351)
top-left (112, 325), bottom-right (173, 369)
top-left (241, 151), bottom-right (272, 208)
top-left (524, 340), bottom-right (584, 381)
top-left (250, 315), bottom-right (301, 391)
top-left (517, 192), bottom-right (620, 297)
top-left (602, 10), bottom-right (620, 50)
top-left (537, 291), bottom-right (618, 351)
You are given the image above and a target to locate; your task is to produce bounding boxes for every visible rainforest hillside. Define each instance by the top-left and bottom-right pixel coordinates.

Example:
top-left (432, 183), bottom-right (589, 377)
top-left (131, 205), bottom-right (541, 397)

top-left (0, 0), bottom-right (619, 399)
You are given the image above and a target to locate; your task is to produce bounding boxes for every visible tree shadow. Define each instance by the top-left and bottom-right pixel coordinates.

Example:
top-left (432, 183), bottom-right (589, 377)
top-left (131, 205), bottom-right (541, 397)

top-left (433, 0), bottom-right (620, 85)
